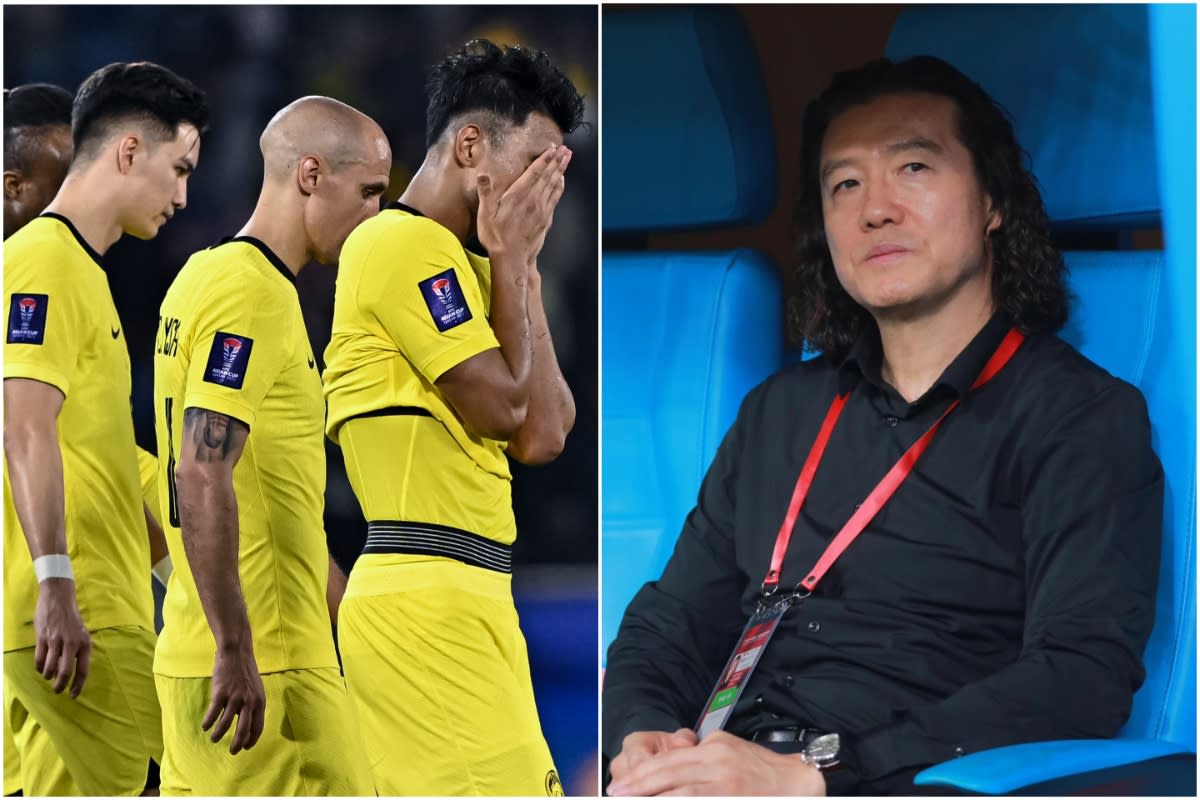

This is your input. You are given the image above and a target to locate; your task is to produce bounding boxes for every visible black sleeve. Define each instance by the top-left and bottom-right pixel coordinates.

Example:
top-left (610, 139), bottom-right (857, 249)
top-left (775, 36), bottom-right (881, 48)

top-left (845, 382), bottom-right (1163, 791)
top-left (601, 390), bottom-right (759, 761)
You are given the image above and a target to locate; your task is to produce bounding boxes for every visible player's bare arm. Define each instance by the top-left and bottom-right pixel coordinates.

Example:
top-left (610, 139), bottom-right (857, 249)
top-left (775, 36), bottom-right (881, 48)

top-left (326, 554), bottom-right (347, 627)
top-left (3, 377), bottom-right (91, 699)
top-left (437, 144), bottom-right (570, 441)
top-left (175, 406), bottom-right (265, 754)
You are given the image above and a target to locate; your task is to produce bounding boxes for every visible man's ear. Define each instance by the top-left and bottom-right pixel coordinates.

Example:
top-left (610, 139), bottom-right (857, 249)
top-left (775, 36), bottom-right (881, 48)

top-left (3, 170), bottom-right (23, 201)
top-left (117, 135), bottom-right (140, 175)
top-left (985, 197), bottom-right (1003, 235)
top-left (453, 124), bottom-right (485, 168)
top-left (297, 155), bottom-right (321, 196)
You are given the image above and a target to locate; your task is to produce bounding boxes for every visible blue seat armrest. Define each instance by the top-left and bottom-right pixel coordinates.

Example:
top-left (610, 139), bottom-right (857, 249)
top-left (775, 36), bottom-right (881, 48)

top-left (914, 739), bottom-right (1194, 794)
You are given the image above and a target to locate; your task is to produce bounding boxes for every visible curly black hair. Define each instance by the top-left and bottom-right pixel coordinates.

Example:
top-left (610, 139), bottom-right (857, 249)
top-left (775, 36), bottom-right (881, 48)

top-left (424, 38), bottom-right (585, 149)
top-left (4, 83), bottom-right (73, 171)
top-left (71, 61), bottom-right (209, 163)
top-left (790, 56), bottom-right (1068, 358)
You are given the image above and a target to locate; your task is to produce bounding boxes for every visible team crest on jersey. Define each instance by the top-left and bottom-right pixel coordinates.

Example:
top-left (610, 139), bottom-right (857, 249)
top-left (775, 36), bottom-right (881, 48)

top-left (202, 331), bottom-right (254, 389)
top-left (7, 293), bottom-right (48, 345)
top-left (418, 269), bottom-right (473, 332)
top-left (544, 770), bottom-right (564, 796)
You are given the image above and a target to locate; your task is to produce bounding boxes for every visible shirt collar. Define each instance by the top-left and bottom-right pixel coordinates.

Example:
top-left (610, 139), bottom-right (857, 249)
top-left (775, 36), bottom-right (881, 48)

top-left (214, 235), bottom-right (297, 288)
top-left (385, 199), bottom-right (488, 259)
top-left (39, 212), bottom-right (105, 270)
top-left (838, 308), bottom-right (1016, 401)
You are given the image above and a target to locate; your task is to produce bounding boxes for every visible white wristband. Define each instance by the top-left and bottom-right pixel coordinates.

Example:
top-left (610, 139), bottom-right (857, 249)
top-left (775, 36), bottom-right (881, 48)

top-left (33, 554), bottom-right (73, 582)
top-left (152, 554), bottom-right (173, 587)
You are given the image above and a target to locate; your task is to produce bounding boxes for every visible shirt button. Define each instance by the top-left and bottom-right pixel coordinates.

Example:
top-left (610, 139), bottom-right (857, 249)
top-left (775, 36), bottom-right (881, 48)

top-left (783, 675), bottom-right (795, 688)
top-left (754, 694), bottom-right (764, 705)
top-left (954, 746), bottom-right (966, 757)
top-left (884, 415), bottom-right (899, 427)
top-left (808, 621), bottom-right (821, 633)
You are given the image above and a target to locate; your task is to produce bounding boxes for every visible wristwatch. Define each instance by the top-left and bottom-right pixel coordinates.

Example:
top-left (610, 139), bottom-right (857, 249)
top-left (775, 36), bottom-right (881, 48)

top-left (800, 732), bottom-right (841, 771)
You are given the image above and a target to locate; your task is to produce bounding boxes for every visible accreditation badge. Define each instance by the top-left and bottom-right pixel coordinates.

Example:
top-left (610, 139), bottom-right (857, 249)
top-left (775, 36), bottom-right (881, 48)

top-left (694, 596), bottom-right (794, 739)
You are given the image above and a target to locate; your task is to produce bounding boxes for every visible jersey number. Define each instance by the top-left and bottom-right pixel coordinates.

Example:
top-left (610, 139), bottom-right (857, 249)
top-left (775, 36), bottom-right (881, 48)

top-left (164, 397), bottom-right (180, 527)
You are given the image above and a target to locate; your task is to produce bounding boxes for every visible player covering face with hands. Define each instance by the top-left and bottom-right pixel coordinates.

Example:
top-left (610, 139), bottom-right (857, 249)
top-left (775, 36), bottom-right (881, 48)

top-left (322, 39), bottom-right (584, 796)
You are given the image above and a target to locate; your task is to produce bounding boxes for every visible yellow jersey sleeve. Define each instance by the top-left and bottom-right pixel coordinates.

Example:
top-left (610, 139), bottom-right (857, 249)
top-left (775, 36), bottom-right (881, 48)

top-left (181, 274), bottom-right (293, 428)
top-left (4, 248), bottom-right (89, 397)
top-left (357, 218), bottom-right (500, 383)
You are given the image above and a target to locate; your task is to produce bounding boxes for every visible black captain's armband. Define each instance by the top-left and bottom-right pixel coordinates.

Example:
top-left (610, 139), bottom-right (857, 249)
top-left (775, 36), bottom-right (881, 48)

top-left (156, 315), bottom-right (181, 357)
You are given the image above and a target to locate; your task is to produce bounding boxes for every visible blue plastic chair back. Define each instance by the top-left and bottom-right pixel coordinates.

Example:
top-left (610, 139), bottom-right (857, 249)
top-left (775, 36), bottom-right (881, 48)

top-left (602, 6), bottom-right (784, 653)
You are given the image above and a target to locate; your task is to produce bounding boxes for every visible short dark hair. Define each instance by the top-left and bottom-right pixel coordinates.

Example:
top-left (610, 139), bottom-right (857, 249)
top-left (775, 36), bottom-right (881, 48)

top-left (4, 83), bottom-right (74, 171)
top-left (424, 39), bottom-right (585, 149)
top-left (790, 56), bottom-right (1068, 358)
top-left (72, 61), bottom-right (209, 162)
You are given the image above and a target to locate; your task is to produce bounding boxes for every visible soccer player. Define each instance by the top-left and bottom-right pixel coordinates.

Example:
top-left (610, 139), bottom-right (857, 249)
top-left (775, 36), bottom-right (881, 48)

top-left (4, 84), bottom-right (73, 240)
top-left (152, 96), bottom-right (386, 795)
top-left (322, 39), bottom-right (584, 795)
top-left (4, 84), bottom-right (173, 794)
top-left (3, 62), bottom-right (207, 796)
top-left (3, 80), bottom-right (75, 800)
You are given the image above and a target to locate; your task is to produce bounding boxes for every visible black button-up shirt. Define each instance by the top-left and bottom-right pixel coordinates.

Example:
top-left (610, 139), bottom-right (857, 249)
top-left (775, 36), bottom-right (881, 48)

top-left (602, 312), bottom-right (1163, 795)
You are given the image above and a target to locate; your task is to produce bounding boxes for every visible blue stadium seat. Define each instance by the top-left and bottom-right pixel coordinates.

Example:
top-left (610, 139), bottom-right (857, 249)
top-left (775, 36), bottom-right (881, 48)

top-left (601, 6), bottom-right (784, 653)
top-left (883, 5), bottom-right (1196, 794)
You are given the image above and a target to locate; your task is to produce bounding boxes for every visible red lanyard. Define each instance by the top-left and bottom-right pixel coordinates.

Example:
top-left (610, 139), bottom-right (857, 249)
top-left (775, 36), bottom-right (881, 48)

top-left (761, 328), bottom-right (1026, 597)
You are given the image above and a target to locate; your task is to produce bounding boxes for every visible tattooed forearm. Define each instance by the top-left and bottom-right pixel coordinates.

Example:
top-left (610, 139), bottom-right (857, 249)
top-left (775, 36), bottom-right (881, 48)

top-left (183, 407), bottom-right (249, 463)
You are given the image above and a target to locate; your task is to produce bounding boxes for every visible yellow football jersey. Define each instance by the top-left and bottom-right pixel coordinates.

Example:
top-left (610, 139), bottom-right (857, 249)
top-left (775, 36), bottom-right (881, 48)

top-left (152, 237), bottom-right (336, 677)
top-left (3, 214), bottom-right (153, 652)
top-left (323, 202), bottom-right (517, 543)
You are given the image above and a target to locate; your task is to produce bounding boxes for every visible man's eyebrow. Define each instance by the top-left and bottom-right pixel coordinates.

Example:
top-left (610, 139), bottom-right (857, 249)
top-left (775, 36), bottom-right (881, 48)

top-left (176, 157), bottom-right (196, 175)
top-left (820, 137), bottom-right (946, 182)
top-left (886, 136), bottom-right (944, 158)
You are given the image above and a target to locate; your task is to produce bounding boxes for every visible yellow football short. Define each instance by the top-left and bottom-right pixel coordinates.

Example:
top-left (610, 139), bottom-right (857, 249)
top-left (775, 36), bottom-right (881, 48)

top-left (4, 625), bottom-right (161, 796)
top-left (155, 666), bottom-right (373, 796)
top-left (3, 677), bottom-right (22, 795)
top-left (339, 555), bottom-right (561, 796)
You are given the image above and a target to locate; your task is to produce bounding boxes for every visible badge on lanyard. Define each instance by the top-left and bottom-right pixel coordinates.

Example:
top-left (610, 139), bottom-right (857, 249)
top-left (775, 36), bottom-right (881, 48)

top-left (695, 594), bottom-right (799, 738)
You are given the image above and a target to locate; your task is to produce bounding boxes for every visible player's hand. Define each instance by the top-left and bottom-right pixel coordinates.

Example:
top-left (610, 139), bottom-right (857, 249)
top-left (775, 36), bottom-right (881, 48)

top-left (33, 578), bottom-right (91, 698)
top-left (525, 147), bottom-right (572, 271)
top-left (609, 729), bottom-right (698, 784)
top-left (476, 144), bottom-right (570, 266)
top-left (606, 730), bottom-right (827, 797)
top-left (202, 644), bottom-right (266, 755)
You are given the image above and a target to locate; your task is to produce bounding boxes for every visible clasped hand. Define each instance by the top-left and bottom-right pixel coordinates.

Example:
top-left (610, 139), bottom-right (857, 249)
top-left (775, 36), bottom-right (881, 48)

top-left (607, 729), bottom-right (827, 797)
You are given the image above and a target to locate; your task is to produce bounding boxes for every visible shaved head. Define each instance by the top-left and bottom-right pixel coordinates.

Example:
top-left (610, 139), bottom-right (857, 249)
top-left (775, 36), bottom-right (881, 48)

top-left (259, 95), bottom-right (389, 180)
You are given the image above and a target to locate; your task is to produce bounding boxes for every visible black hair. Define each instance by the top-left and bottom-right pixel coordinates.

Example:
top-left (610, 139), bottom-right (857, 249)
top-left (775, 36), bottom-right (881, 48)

top-left (4, 83), bottom-right (73, 171)
top-left (425, 39), bottom-right (585, 149)
top-left (72, 61), bottom-right (209, 162)
top-left (790, 56), bottom-right (1068, 358)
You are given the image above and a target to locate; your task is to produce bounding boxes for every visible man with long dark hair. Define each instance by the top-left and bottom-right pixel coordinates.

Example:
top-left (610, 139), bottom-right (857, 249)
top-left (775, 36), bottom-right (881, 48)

top-left (603, 56), bottom-right (1161, 796)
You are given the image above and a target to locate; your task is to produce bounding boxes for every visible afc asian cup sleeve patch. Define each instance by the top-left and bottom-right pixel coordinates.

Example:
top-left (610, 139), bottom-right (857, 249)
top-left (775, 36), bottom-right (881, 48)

top-left (418, 269), bottom-right (474, 332)
top-left (202, 331), bottom-right (254, 390)
top-left (7, 293), bottom-right (49, 345)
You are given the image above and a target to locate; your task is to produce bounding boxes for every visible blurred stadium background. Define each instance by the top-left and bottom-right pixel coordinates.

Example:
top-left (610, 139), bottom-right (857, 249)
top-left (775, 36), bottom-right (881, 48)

top-left (4, 5), bottom-right (599, 794)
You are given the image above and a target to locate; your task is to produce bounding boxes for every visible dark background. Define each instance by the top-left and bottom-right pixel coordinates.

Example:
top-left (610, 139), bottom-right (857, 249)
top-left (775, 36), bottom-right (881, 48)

top-left (4, 5), bottom-right (599, 793)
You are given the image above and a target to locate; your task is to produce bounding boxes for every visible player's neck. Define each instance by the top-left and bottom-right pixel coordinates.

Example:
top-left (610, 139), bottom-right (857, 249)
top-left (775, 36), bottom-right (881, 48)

top-left (400, 158), bottom-right (472, 245)
top-left (876, 281), bottom-right (996, 404)
top-left (42, 171), bottom-right (124, 255)
top-left (238, 204), bottom-right (307, 277)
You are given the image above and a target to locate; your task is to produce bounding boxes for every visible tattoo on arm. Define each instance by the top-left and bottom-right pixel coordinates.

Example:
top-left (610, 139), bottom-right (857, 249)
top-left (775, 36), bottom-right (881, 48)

top-left (183, 408), bottom-right (249, 463)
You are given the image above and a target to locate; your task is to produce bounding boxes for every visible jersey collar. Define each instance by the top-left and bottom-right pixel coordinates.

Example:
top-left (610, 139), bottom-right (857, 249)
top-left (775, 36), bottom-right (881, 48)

top-left (39, 212), bottom-right (105, 270)
top-left (214, 235), bottom-right (297, 288)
